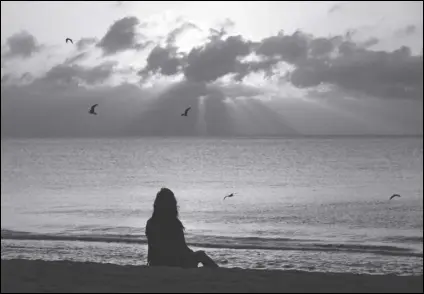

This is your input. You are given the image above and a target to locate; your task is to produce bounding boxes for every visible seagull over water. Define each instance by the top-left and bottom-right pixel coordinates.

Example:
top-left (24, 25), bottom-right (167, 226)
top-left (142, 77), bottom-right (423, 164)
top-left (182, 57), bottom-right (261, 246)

top-left (65, 38), bottom-right (73, 44)
top-left (181, 106), bottom-right (191, 117)
top-left (223, 193), bottom-right (236, 200)
top-left (390, 194), bottom-right (401, 200)
top-left (89, 104), bottom-right (99, 115)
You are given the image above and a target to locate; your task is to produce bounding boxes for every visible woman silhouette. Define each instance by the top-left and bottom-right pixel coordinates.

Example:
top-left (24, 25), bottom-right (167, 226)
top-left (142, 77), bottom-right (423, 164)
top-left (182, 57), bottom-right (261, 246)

top-left (145, 188), bottom-right (219, 268)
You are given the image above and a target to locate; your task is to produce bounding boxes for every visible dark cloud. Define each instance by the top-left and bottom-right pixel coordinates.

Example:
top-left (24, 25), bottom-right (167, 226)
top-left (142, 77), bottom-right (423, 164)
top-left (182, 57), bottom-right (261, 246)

top-left (404, 25), bottom-right (417, 35)
top-left (2, 31), bottom-right (42, 59)
top-left (138, 22), bottom-right (198, 79)
top-left (166, 22), bottom-right (199, 46)
top-left (233, 57), bottom-right (281, 81)
top-left (139, 45), bottom-right (183, 78)
top-left (136, 25), bottom-right (422, 100)
top-left (138, 21), bottom-right (207, 79)
top-left (255, 31), bottom-right (310, 65)
top-left (309, 37), bottom-right (335, 57)
top-left (76, 37), bottom-right (98, 51)
top-left (290, 45), bottom-right (423, 99)
top-left (208, 18), bottom-right (235, 41)
top-left (138, 30), bottom-right (256, 82)
top-left (328, 4), bottom-right (342, 14)
top-left (97, 16), bottom-right (148, 55)
top-left (64, 52), bottom-right (89, 65)
top-left (183, 35), bottom-right (253, 82)
top-left (37, 61), bottom-right (117, 87)
top-left (395, 25), bottom-right (418, 37)
top-left (360, 37), bottom-right (379, 49)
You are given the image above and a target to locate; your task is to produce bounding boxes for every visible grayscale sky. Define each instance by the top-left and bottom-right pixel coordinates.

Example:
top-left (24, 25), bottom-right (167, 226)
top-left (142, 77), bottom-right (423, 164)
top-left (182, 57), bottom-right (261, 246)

top-left (1, 1), bottom-right (423, 137)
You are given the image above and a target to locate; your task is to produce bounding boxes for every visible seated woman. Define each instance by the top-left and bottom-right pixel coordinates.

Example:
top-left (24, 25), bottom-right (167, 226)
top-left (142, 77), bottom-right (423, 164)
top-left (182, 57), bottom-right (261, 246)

top-left (145, 187), bottom-right (219, 268)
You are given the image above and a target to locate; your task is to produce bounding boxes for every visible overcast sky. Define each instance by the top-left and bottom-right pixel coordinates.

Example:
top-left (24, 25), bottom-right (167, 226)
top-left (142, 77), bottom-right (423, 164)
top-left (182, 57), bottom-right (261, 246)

top-left (1, 1), bottom-right (423, 137)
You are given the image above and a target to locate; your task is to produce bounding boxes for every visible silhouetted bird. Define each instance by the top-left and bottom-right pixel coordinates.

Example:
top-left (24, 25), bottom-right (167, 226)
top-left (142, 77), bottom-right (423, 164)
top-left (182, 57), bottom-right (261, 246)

top-left (181, 107), bottom-right (191, 117)
top-left (390, 194), bottom-right (401, 200)
top-left (89, 104), bottom-right (99, 115)
top-left (66, 38), bottom-right (73, 44)
top-left (223, 193), bottom-right (236, 200)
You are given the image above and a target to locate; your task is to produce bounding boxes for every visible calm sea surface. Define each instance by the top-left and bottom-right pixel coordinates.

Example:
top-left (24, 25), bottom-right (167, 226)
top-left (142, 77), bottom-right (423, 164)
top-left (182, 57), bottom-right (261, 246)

top-left (1, 137), bottom-right (423, 275)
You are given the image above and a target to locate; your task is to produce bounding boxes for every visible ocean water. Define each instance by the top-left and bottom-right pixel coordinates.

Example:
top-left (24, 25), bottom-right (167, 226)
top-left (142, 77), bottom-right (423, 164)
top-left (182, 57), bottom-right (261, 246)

top-left (1, 137), bottom-right (423, 275)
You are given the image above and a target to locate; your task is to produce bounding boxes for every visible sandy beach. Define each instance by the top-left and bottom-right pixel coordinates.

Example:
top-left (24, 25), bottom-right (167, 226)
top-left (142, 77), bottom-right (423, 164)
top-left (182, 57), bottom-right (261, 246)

top-left (1, 259), bottom-right (422, 293)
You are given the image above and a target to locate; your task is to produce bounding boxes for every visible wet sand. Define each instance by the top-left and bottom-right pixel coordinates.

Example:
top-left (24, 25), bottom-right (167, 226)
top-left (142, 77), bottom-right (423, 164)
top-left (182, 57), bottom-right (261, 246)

top-left (1, 259), bottom-right (422, 293)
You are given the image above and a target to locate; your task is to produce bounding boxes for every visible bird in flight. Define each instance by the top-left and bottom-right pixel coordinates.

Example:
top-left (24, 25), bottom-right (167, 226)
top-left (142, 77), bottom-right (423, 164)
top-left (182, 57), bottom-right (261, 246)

top-left (389, 194), bottom-right (401, 200)
top-left (66, 38), bottom-right (73, 44)
top-left (181, 107), bottom-right (191, 117)
top-left (89, 104), bottom-right (99, 115)
top-left (223, 193), bottom-right (236, 200)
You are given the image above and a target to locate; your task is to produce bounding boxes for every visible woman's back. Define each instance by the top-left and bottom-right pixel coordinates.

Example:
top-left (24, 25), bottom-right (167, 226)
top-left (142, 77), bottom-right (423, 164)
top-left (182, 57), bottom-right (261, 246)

top-left (146, 218), bottom-right (194, 266)
top-left (145, 188), bottom-right (218, 268)
top-left (145, 188), bottom-right (195, 268)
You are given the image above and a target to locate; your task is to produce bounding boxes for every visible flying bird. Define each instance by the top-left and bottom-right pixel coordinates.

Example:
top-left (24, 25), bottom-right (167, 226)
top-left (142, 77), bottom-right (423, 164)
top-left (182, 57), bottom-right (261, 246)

top-left (89, 104), bottom-right (99, 115)
top-left (223, 193), bottom-right (236, 200)
top-left (181, 107), bottom-right (191, 117)
top-left (66, 38), bottom-right (73, 44)
top-left (389, 194), bottom-right (401, 200)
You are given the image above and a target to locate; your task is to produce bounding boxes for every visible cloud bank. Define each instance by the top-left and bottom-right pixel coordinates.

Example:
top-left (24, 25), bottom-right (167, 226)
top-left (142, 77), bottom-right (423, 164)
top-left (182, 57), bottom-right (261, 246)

top-left (1, 15), bottom-right (423, 138)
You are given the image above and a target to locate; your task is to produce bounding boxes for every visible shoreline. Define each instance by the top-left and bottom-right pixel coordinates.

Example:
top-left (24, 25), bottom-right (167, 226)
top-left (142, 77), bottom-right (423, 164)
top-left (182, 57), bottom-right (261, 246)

top-left (2, 259), bottom-right (423, 293)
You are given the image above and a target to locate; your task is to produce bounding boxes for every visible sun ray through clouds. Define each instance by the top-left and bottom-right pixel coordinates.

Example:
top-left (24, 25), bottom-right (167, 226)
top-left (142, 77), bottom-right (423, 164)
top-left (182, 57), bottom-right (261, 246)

top-left (196, 95), bottom-right (208, 136)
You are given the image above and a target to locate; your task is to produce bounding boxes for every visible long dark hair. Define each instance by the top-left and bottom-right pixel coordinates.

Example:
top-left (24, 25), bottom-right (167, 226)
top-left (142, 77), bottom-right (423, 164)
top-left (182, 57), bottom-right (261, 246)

top-left (150, 187), bottom-right (184, 231)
